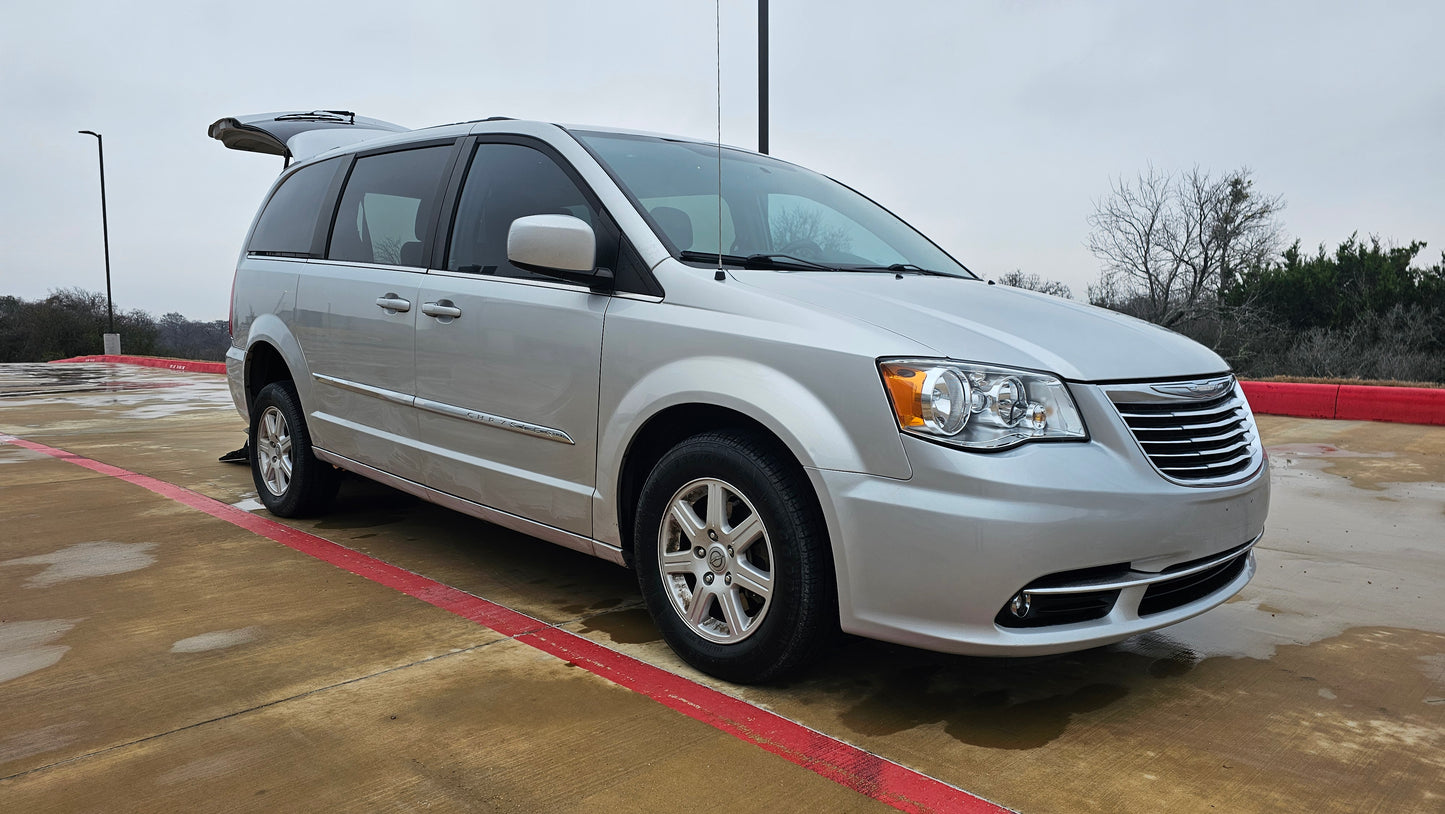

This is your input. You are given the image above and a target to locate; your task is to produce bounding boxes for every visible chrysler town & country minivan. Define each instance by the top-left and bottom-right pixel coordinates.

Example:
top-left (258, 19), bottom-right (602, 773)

top-left (212, 110), bottom-right (1270, 682)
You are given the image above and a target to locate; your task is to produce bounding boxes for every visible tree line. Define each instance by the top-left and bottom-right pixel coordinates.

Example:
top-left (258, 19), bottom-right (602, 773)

top-left (0, 288), bottom-right (229, 363)
top-left (1006, 166), bottom-right (1445, 384)
top-left (6, 175), bottom-right (1444, 384)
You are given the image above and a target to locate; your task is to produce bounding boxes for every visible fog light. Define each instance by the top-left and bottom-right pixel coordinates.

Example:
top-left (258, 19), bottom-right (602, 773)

top-left (1009, 592), bottom-right (1032, 618)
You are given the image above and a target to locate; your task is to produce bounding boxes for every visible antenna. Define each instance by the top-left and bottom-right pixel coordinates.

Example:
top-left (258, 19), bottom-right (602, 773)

top-left (715, 0), bottom-right (725, 281)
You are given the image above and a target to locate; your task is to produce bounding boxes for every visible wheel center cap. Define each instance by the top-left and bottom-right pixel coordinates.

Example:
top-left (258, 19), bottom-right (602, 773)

top-left (706, 546), bottom-right (727, 573)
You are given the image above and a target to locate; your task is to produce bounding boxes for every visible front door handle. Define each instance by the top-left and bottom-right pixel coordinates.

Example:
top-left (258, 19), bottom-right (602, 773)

top-left (375, 294), bottom-right (411, 313)
top-left (421, 300), bottom-right (463, 320)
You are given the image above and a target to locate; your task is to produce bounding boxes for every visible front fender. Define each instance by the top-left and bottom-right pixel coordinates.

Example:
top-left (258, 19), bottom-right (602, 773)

top-left (593, 355), bottom-right (912, 548)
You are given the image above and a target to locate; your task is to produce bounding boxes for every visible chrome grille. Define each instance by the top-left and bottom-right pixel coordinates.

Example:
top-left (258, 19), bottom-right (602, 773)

top-left (1106, 377), bottom-right (1263, 486)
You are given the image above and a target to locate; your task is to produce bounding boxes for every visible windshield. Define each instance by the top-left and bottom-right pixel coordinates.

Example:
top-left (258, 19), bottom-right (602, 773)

top-left (573, 131), bottom-right (973, 276)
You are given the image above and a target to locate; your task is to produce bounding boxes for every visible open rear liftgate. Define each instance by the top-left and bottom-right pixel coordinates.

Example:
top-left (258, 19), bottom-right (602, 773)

top-left (208, 110), bottom-right (409, 167)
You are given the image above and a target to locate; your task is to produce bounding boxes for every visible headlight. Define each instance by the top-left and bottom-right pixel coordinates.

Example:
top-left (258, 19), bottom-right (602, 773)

top-left (880, 359), bottom-right (1087, 450)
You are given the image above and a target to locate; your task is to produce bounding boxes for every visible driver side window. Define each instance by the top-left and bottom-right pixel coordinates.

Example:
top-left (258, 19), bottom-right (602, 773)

top-left (447, 143), bottom-right (609, 280)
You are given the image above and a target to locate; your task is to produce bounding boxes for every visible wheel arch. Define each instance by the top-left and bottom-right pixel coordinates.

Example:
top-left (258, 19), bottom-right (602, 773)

top-left (243, 340), bottom-right (291, 411)
top-left (240, 313), bottom-right (313, 414)
top-left (614, 403), bottom-right (825, 570)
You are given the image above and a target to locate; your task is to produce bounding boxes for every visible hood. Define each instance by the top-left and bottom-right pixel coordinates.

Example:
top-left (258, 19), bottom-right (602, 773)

top-left (732, 271), bottom-right (1227, 382)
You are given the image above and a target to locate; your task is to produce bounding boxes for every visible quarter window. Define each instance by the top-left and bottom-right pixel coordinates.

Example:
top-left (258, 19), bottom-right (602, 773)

top-left (247, 157), bottom-right (341, 257)
top-left (328, 146), bottom-right (452, 267)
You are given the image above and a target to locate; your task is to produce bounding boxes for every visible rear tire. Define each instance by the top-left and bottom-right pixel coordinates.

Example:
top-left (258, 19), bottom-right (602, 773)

top-left (633, 430), bottom-right (835, 683)
top-left (250, 381), bottom-right (340, 517)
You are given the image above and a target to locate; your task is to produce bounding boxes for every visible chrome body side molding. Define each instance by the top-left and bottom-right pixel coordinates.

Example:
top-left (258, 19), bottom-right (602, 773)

top-left (313, 373), bottom-right (575, 445)
top-left (313, 373), bottom-right (412, 406)
top-left (414, 397), bottom-right (575, 445)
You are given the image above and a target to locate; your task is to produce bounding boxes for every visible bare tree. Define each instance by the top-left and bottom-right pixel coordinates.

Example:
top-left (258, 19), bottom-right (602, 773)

top-left (997, 269), bottom-right (1073, 299)
top-left (1087, 166), bottom-right (1284, 328)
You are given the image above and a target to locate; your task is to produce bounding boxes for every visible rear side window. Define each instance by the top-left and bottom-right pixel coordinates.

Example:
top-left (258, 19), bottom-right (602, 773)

top-left (447, 143), bottom-right (612, 279)
top-left (247, 158), bottom-right (341, 256)
top-left (328, 145), bottom-right (453, 267)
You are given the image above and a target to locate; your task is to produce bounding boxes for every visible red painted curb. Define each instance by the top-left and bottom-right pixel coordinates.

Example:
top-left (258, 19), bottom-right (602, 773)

top-left (49, 354), bottom-right (226, 375)
top-left (1241, 380), bottom-right (1445, 426)
top-left (1239, 381), bottom-right (1339, 420)
top-left (0, 433), bottom-right (1011, 814)
top-left (1336, 384), bottom-right (1445, 425)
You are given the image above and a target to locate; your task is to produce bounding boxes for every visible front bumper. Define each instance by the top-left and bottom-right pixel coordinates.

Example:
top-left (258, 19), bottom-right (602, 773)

top-left (811, 382), bottom-right (1271, 656)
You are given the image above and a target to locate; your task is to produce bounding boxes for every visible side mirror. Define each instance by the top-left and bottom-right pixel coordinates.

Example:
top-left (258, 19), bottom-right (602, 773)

top-left (507, 214), bottom-right (612, 291)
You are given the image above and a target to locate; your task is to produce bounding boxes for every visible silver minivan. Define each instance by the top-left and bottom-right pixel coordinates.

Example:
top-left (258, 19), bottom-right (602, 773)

top-left (213, 110), bottom-right (1270, 682)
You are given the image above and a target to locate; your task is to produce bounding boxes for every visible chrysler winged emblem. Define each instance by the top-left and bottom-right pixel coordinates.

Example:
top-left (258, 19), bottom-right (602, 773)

top-left (1150, 376), bottom-right (1235, 399)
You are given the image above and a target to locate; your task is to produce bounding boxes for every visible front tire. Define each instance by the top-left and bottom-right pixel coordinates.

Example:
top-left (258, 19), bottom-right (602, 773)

top-left (633, 430), bottom-right (835, 683)
top-left (250, 381), bottom-right (340, 517)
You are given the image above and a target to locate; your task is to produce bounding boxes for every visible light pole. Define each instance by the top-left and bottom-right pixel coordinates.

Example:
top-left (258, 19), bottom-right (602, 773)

top-left (758, 0), bottom-right (768, 155)
top-left (78, 129), bottom-right (119, 354)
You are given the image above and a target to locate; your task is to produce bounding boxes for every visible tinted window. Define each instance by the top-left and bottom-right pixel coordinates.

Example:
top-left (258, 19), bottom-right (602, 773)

top-left (329, 146), bottom-right (452, 267)
top-left (248, 158), bottom-right (340, 256)
top-left (447, 143), bottom-right (608, 279)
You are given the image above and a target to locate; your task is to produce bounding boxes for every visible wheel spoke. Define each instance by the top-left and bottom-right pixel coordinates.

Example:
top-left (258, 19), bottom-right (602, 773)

top-left (731, 561), bottom-right (772, 601)
top-left (276, 435), bottom-right (292, 457)
top-left (669, 500), bottom-right (706, 545)
top-left (724, 511), bottom-right (764, 552)
top-left (660, 547), bottom-right (695, 574)
top-left (705, 480), bottom-right (725, 529)
top-left (686, 587), bottom-right (715, 626)
top-left (719, 588), bottom-right (750, 636)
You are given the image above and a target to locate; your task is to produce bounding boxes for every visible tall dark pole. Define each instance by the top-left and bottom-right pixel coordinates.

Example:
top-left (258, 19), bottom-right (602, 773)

top-left (758, 0), bottom-right (769, 154)
top-left (78, 130), bottom-right (114, 334)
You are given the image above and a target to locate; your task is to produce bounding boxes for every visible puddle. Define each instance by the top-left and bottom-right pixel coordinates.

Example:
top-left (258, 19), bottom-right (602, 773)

top-left (0, 619), bottom-right (78, 684)
top-left (0, 541), bottom-right (157, 588)
top-left (791, 623), bottom-right (1445, 782)
top-left (0, 363), bottom-right (234, 423)
top-left (1262, 418), bottom-right (1445, 491)
top-left (170, 627), bottom-right (261, 653)
top-left (832, 661), bottom-right (1129, 749)
top-left (577, 607), bottom-right (661, 644)
top-left (0, 445), bottom-right (46, 464)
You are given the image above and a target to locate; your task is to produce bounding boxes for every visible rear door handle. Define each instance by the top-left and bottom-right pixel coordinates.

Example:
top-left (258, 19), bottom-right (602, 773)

top-left (375, 294), bottom-right (411, 313)
top-left (421, 300), bottom-right (463, 319)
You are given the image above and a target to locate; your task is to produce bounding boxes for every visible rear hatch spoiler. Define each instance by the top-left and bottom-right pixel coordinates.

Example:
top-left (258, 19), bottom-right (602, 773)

top-left (207, 110), bottom-right (408, 166)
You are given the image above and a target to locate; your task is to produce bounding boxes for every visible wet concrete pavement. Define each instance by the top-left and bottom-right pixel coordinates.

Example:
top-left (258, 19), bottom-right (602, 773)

top-left (1, 363), bottom-right (1441, 812)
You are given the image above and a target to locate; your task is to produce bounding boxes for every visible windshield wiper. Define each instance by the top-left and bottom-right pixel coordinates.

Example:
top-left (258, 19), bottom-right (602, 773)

top-left (841, 263), bottom-right (957, 277)
top-left (678, 250), bottom-right (839, 271)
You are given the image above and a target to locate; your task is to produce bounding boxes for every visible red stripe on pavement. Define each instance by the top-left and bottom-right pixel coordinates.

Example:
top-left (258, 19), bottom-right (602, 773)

top-left (0, 434), bottom-right (1010, 814)
top-left (49, 355), bottom-right (227, 374)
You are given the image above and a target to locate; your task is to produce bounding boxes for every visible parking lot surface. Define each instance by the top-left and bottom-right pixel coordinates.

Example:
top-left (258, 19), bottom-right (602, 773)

top-left (2, 363), bottom-right (1441, 813)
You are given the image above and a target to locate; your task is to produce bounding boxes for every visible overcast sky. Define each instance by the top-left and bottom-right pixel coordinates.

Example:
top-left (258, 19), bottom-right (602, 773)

top-left (2, 0), bottom-right (1441, 321)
